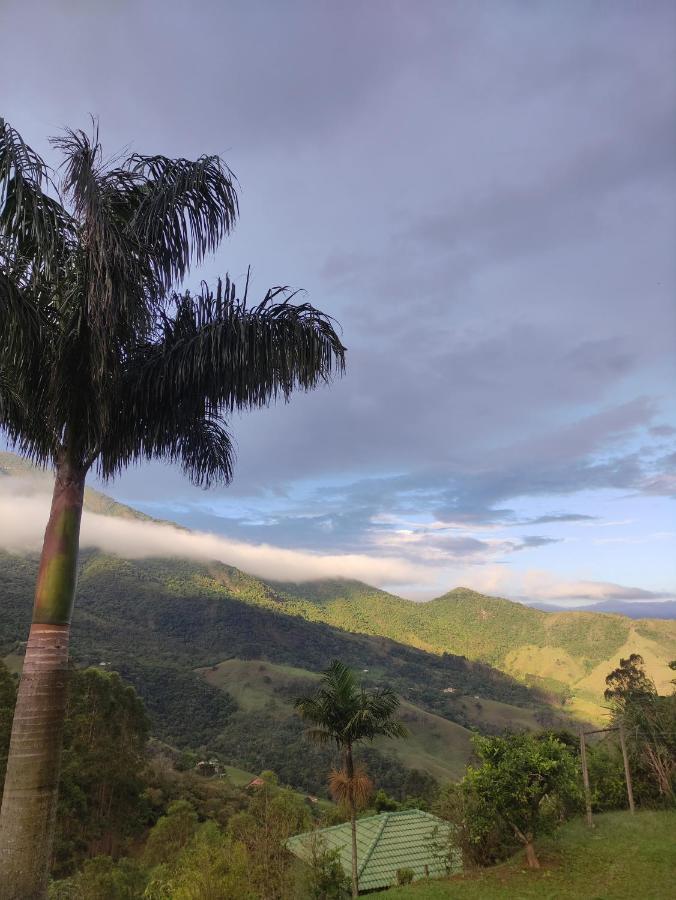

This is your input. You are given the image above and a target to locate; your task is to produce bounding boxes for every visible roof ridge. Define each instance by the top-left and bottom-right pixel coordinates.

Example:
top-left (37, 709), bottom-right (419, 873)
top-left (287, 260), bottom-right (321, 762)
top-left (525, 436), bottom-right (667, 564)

top-left (358, 812), bottom-right (390, 878)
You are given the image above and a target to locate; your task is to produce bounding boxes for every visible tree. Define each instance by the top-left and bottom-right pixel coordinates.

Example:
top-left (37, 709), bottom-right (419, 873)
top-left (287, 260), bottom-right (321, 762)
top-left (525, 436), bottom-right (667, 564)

top-left (462, 733), bottom-right (579, 869)
top-left (605, 655), bottom-right (676, 802)
top-left (228, 780), bottom-right (310, 900)
top-left (0, 117), bottom-right (345, 897)
top-left (604, 654), bottom-right (656, 707)
top-left (54, 668), bottom-right (149, 874)
top-left (294, 660), bottom-right (406, 897)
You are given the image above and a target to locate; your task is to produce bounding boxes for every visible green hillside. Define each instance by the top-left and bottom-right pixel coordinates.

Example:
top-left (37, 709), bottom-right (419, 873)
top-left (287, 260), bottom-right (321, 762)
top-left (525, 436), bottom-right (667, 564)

top-left (0, 451), bottom-right (152, 522)
top-left (3, 454), bottom-right (671, 723)
top-left (272, 581), bottom-right (676, 719)
top-left (0, 551), bottom-right (559, 796)
top-left (199, 658), bottom-right (474, 782)
top-left (386, 810), bottom-right (676, 899)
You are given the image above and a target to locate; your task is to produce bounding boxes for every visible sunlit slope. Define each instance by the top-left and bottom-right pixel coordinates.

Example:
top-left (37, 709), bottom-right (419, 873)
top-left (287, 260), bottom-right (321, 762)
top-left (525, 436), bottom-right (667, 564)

top-left (199, 658), bottom-right (474, 781)
top-left (273, 582), bottom-right (675, 718)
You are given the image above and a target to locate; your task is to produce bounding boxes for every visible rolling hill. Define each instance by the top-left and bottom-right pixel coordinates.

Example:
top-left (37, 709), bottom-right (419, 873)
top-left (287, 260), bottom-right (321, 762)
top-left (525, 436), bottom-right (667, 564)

top-left (0, 549), bottom-right (560, 795)
top-left (269, 580), bottom-right (676, 719)
top-left (1, 453), bottom-right (673, 788)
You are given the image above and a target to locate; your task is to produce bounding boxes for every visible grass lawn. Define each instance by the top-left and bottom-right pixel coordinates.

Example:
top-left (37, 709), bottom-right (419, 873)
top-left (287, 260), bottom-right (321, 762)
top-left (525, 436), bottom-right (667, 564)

top-left (385, 810), bottom-right (676, 899)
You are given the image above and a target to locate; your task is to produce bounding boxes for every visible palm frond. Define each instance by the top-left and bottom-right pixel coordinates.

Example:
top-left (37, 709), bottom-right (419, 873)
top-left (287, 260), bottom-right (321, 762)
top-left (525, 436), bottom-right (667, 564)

top-left (51, 125), bottom-right (151, 348)
top-left (126, 153), bottom-right (239, 292)
top-left (132, 276), bottom-right (345, 421)
top-left (0, 118), bottom-right (75, 280)
top-left (328, 766), bottom-right (373, 810)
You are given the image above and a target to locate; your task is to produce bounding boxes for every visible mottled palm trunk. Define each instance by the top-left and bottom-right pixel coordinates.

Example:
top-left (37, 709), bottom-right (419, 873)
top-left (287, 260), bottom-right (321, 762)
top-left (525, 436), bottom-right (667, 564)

top-left (346, 744), bottom-right (359, 898)
top-left (0, 458), bottom-right (85, 899)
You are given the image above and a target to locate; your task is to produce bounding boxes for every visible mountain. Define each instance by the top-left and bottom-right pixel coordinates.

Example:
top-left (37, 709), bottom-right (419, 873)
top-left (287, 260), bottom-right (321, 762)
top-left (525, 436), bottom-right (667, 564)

top-left (270, 581), bottom-right (676, 720)
top-left (1, 453), bottom-right (673, 783)
top-left (528, 599), bottom-right (676, 620)
top-left (1, 549), bottom-right (563, 795)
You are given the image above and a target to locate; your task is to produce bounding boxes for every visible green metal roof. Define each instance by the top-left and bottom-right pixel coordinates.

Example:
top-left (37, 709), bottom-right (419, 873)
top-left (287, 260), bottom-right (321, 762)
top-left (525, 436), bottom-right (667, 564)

top-left (287, 809), bottom-right (461, 892)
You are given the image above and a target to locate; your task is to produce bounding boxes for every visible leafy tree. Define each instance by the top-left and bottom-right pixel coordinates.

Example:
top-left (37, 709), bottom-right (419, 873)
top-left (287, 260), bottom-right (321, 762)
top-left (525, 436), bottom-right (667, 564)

top-left (294, 832), bottom-right (350, 900)
top-left (48, 855), bottom-right (148, 900)
top-left (0, 117), bottom-right (344, 896)
top-left (54, 668), bottom-right (149, 874)
top-left (294, 660), bottom-right (406, 897)
top-left (604, 654), bottom-right (656, 706)
top-left (605, 655), bottom-right (676, 802)
top-left (147, 821), bottom-right (253, 900)
top-left (462, 733), bottom-right (579, 869)
top-left (229, 780), bottom-right (310, 900)
top-left (373, 788), bottom-right (399, 812)
top-left (143, 799), bottom-right (198, 868)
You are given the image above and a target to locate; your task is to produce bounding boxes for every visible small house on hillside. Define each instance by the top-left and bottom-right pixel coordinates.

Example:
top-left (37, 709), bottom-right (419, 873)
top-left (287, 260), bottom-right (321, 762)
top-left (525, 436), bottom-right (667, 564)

top-left (246, 776), bottom-right (266, 789)
top-left (287, 809), bottom-right (461, 892)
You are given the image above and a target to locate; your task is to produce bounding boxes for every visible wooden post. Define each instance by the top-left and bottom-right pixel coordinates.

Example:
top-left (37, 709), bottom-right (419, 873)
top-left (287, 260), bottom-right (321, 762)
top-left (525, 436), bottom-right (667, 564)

top-left (619, 724), bottom-right (635, 814)
top-left (579, 728), bottom-right (593, 828)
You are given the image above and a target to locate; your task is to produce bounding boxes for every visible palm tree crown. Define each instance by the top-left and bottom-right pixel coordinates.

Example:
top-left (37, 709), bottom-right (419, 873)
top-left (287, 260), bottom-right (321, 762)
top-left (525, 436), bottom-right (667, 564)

top-left (0, 117), bottom-right (345, 899)
top-left (0, 117), bottom-right (345, 484)
top-left (294, 660), bottom-right (407, 748)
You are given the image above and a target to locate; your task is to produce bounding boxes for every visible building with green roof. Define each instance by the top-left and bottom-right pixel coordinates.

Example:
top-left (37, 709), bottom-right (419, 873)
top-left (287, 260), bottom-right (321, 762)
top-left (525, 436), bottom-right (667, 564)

top-left (287, 808), bottom-right (461, 892)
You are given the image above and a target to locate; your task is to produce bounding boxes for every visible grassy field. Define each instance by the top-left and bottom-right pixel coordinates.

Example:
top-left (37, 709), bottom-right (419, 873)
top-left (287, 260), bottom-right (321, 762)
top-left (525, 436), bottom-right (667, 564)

top-left (386, 810), bottom-right (676, 899)
top-left (200, 657), bottom-right (474, 781)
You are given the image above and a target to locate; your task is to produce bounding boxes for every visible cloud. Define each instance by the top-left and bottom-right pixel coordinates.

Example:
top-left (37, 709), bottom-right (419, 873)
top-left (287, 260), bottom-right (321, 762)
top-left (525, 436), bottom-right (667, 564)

top-left (0, 487), bottom-right (430, 589)
top-left (455, 566), bottom-right (675, 606)
top-left (523, 514), bottom-right (597, 525)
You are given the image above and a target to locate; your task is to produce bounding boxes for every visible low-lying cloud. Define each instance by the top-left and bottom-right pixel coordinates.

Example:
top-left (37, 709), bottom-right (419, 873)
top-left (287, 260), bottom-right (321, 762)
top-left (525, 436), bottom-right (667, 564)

top-left (0, 486), bottom-right (431, 589)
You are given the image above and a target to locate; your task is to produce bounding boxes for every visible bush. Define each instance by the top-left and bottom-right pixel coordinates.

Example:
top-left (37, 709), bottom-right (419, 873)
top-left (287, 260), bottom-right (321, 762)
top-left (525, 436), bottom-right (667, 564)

top-left (396, 867), bottom-right (415, 885)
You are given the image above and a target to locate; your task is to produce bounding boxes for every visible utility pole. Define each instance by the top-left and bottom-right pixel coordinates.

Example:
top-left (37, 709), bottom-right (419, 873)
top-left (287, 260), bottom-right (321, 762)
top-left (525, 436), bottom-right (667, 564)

top-left (618, 723), bottom-right (635, 814)
top-left (579, 728), bottom-right (593, 827)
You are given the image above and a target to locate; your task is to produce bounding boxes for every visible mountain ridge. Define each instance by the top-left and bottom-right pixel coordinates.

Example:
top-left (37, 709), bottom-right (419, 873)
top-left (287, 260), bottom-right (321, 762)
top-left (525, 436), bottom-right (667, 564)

top-left (1, 453), bottom-right (673, 723)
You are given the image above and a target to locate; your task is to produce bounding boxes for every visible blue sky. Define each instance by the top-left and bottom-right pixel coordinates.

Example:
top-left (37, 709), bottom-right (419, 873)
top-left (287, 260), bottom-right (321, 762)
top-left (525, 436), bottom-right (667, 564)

top-left (1, 0), bottom-right (675, 603)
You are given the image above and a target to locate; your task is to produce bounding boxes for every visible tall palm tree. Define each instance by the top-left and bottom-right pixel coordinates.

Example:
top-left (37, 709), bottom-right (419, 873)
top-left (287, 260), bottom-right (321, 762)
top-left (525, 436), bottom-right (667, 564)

top-left (294, 660), bottom-right (406, 897)
top-left (0, 118), bottom-right (345, 898)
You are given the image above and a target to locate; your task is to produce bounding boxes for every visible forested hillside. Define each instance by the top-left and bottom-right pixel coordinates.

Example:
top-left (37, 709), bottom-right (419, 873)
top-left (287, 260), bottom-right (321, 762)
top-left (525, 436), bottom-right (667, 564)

top-left (270, 580), bottom-right (675, 719)
top-left (0, 550), bottom-right (562, 794)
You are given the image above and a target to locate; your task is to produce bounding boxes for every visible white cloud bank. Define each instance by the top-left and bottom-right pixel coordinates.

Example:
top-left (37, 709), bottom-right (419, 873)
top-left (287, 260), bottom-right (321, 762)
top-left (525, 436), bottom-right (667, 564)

top-left (2, 480), bottom-right (671, 604)
top-left (0, 486), bottom-right (430, 589)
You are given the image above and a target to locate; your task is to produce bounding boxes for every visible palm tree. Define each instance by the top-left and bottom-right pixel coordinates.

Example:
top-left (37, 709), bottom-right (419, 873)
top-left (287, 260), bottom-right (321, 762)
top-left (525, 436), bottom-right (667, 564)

top-left (294, 660), bottom-right (406, 897)
top-left (0, 118), bottom-right (345, 898)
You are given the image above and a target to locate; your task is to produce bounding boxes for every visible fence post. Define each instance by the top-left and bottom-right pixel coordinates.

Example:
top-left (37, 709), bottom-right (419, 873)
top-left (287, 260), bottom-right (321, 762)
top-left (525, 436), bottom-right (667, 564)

top-left (579, 728), bottom-right (593, 827)
top-left (619, 724), bottom-right (635, 814)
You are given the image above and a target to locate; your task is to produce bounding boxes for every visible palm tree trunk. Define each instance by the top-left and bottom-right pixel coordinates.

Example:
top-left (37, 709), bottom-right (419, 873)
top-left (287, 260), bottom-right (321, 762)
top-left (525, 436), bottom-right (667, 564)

top-left (346, 744), bottom-right (359, 898)
top-left (0, 457), bottom-right (85, 899)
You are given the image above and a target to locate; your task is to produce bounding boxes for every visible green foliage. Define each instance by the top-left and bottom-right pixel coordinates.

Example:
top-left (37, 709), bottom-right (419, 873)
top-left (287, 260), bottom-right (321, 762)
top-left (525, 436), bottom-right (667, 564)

top-left (374, 788), bottom-right (399, 812)
top-left (396, 867), bottom-right (415, 885)
top-left (604, 654), bottom-right (656, 705)
top-left (605, 654), bottom-right (676, 804)
top-left (49, 856), bottom-right (148, 900)
top-left (5, 665), bottom-right (151, 876)
top-left (229, 780), bottom-right (311, 899)
top-left (294, 832), bottom-right (350, 899)
top-left (294, 660), bottom-right (407, 748)
top-left (143, 799), bottom-right (198, 867)
top-left (0, 548), bottom-right (549, 782)
top-left (461, 733), bottom-right (580, 866)
top-left (386, 810), bottom-right (676, 899)
top-left (147, 821), bottom-right (253, 900)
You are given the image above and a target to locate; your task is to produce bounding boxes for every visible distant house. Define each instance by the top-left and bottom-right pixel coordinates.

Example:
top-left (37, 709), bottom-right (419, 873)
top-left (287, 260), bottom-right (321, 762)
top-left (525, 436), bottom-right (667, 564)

top-left (246, 776), bottom-right (266, 789)
top-left (287, 809), bottom-right (461, 892)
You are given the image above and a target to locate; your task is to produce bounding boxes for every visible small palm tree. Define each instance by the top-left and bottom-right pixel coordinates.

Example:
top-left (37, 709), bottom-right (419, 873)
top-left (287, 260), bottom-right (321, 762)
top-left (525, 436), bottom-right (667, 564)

top-left (0, 118), bottom-right (345, 898)
top-left (294, 660), bottom-right (406, 897)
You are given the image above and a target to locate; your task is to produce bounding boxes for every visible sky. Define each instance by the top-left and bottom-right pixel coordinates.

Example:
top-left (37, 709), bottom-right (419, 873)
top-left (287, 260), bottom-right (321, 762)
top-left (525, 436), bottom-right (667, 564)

top-left (1, 0), bottom-right (675, 604)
